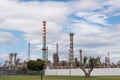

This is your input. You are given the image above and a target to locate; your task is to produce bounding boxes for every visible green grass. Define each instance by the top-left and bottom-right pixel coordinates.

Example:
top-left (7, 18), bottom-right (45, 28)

top-left (0, 75), bottom-right (120, 80)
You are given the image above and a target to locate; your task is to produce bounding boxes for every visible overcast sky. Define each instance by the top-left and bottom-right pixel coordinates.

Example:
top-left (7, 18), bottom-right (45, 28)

top-left (0, 0), bottom-right (120, 65)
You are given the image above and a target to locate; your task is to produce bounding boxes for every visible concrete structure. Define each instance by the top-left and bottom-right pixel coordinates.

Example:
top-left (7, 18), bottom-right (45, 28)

top-left (45, 68), bottom-right (120, 76)
top-left (69, 33), bottom-right (74, 68)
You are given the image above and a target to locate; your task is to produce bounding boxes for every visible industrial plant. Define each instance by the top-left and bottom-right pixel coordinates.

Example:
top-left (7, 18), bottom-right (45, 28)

top-left (3, 53), bottom-right (27, 70)
top-left (40, 21), bottom-right (120, 69)
top-left (0, 21), bottom-right (120, 76)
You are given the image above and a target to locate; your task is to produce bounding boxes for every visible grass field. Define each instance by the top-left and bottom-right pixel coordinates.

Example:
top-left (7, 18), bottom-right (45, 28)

top-left (0, 75), bottom-right (120, 80)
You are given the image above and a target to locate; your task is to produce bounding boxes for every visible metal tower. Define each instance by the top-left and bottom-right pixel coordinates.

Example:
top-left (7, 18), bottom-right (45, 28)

top-left (28, 42), bottom-right (30, 61)
top-left (69, 33), bottom-right (74, 68)
top-left (56, 43), bottom-right (58, 55)
top-left (42, 21), bottom-right (47, 61)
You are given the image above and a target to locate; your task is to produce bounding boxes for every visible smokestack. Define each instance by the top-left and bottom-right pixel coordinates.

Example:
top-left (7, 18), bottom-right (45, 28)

top-left (42, 21), bottom-right (47, 60)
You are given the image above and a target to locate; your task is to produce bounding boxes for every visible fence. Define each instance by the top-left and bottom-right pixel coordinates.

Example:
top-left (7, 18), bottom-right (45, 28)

top-left (0, 70), bottom-right (40, 76)
top-left (45, 68), bottom-right (120, 76)
top-left (1, 68), bottom-right (120, 76)
top-left (0, 70), bottom-right (27, 76)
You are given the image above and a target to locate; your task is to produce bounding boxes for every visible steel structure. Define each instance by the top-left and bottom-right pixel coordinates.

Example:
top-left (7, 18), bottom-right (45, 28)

top-left (69, 33), bottom-right (74, 68)
top-left (28, 42), bottom-right (30, 61)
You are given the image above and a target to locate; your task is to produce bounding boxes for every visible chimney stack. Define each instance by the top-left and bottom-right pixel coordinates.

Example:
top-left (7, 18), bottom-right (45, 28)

top-left (42, 21), bottom-right (47, 61)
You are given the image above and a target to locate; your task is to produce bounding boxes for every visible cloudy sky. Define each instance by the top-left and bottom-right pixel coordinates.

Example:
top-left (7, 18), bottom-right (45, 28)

top-left (0, 0), bottom-right (120, 65)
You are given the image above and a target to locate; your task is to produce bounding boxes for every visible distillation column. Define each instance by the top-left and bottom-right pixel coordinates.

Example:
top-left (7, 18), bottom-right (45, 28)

top-left (9, 53), bottom-right (13, 70)
top-left (69, 33), bottom-right (74, 68)
top-left (79, 49), bottom-right (82, 62)
top-left (14, 53), bottom-right (17, 66)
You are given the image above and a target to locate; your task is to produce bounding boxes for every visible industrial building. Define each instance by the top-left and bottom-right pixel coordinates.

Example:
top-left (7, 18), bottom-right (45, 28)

top-left (3, 53), bottom-right (27, 70)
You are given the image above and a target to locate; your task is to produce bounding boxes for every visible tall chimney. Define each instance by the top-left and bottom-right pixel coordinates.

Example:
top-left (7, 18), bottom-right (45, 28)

top-left (42, 21), bottom-right (47, 61)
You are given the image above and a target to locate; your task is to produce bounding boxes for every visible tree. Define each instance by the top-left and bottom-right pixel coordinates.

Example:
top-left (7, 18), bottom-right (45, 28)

top-left (36, 59), bottom-right (45, 71)
top-left (75, 50), bottom-right (99, 78)
top-left (27, 59), bottom-right (45, 80)
top-left (27, 60), bottom-right (36, 71)
top-left (27, 59), bottom-right (45, 71)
